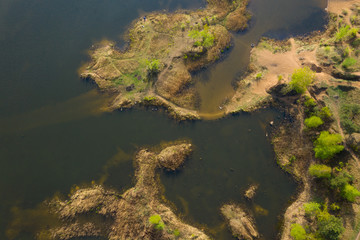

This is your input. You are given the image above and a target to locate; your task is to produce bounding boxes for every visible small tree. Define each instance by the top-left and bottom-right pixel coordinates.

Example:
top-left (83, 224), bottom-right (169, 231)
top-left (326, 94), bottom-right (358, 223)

top-left (290, 224), bottom-right (307, 240)
top-left (330, 172), bottom-right (353, 189)
top-left (305, 116), bottom-right (324, 128)
top-left (341, 184), bottom-right (360, 202)
top-left (303, 202), bottom-right (321, 216)
top-left (314, 131), bottom-right (344, 160)
top-left (319, 107), bottom-right (332, 120)
top-left (289, 67), bottom-right (315, 94)
top-left (146, 59), bottom-right (160, 75)
top-left (188, 25), bottom-right (215, 48)
top-left (308, 164), bottom-right (332, 179)
top-left (317, 214), bottom-right (344, 240)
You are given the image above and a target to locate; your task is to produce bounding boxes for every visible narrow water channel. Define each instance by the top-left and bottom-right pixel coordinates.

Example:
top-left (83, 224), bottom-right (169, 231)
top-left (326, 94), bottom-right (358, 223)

top-left (195, 0), bottom-right (328, 113)
top-left (0, 0), bottom-right (326, 239)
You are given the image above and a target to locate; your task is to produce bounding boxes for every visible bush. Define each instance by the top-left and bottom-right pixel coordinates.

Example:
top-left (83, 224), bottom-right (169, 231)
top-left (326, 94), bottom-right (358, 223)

top-left (314, 131), bottom-right (344, 160)
top-left (340, 103), bottom-right (360, 133)
top-left (304, 97), bottom-right (317, 114)
top-left (319, 107), bottom-right (332, 119)
top-left (317, 214), bottom-right (344, 240)
top-left (335, 25), bottom-right (358, 42)
top-left (289, 67), bottom-right (315, 94)
top-left (173, 229), bottom-right (180, 237)
top-left (308, 164), bottom-right (332, 178)
top-left (330, 171), bottom-right (353, 189)
top-left (305, 116), bottom-right (324, 128)
top-left (149, 214), bottom-right (165, 230)
top-left (304, 202), bottom-right (321, 216)
top-left (342, 57), bottom-right (357, 70)
top-left (146, 59), bottom-right (160, 74)
top-left (342, 118), bottom-right (360, 133)
top-left (290, 224), bottom-right (307, 240)
top-left (189, 25), bottom-right (215, 48)
top-left (341, 184), bottom-right (360, 202)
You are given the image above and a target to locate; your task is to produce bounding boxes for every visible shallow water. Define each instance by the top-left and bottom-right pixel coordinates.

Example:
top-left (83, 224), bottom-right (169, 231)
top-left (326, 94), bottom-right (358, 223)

top-left (0, 0), bottom-right (326, 239)
top-left (195, 0), bottom-right (328, 113)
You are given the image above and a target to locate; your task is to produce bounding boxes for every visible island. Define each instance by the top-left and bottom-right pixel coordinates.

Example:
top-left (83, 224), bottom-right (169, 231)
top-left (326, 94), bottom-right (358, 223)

top-left (80, 0), bottom-right (250, 120)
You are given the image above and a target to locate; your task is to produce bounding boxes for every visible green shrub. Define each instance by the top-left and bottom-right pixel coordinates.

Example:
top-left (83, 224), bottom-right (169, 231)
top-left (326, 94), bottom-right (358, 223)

top-left (342, 57), bottom-right (357, 70)
top-left (149, 214), bottom-right (165, 230)
top-left (255, 72), bottom-right (262, 80)
top-left (340, 103), bottom-right (360, 133)
top-left (335, 25), bottom-right (358, 42)
top-left (330, 203), bottom-right (340, 211)
top-left (189, 25), bottom-right (215, 48)
top-left (304, 202), bottom-right (321, 216)
top-left (305, 116), bottom-right (324, 128)
top-left (317, 214), bottom-right (344, 240)
top-left (314, 131), bottom-right (344, 160)
top-left (304, 96), bottom-right (316, 110)
top-left (330, 171), bottom-right (353, 189)
top-left (173, 229), bottom-right (180, 237)
top-left (290, 224), bottom-right (307, 240)
top-left (146, 59), bottom-right (160, 74)
top-left (342, 118), bottom-right (360, 133)
top-left (341, 184), bottom-right (360, 202)
top-left (319, 107), bottom-right (332, 119)
top-left (289, 67), bottom-right (315, 94)
top-left (301, 202), bottom-right (344, 240)
top-left (308, 164), bottom-right (332, 178)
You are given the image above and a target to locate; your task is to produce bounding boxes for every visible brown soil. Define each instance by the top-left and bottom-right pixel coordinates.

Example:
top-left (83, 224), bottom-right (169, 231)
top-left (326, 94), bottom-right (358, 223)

top-left (220, 204), bottom-right (259, 240)
top-left (80, 0), bottom-right (251, 120)
top-left (244, 184), bottom-right (258, 200)
top-left (32, 142), bottom-right (209, 240)
top-left (272, 118), bottom-right (314, 240)
top-left (227, 1), bottom-right (360, 238)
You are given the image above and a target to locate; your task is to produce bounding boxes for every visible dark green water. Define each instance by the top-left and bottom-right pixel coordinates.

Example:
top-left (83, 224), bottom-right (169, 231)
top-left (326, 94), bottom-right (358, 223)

top-left (0, 0), bottom-right (327, 239)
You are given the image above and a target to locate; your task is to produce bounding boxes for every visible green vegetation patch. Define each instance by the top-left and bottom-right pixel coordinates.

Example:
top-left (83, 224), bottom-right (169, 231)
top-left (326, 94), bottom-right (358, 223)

top-left (257, 38), bottom-right (291, 53)
top-left (342, 184), bottom-right (360, 202)
top-left (290, 224), bottom-right (307, 240)
top-left (334, 25), bottom-right (358, 42)
top-left (149, 214), bottom-right (165, 230)
top-left (308, 164), bottom-right (332, 178)
top-left (146, 59), bottom-right (161, 75)
top-left (189, 25), bottom-right (215, 48)
top-left (305, 116), bottom-right (324, 128)
top-left (327, 86), bottom-right (360, 133)
top-left (313, 131), bottom-right (344, 160)
top-left (300, 202), bottom-right (345, 240)
top-left (289, 67), bottom-right (315, 94)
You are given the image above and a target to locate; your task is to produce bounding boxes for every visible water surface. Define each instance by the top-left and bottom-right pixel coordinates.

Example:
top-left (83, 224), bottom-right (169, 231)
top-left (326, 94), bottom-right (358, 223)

top-left (0, 0), bottom-right (327, 239)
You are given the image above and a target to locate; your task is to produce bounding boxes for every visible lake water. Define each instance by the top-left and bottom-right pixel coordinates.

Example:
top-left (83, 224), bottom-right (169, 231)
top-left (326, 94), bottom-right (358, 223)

top-left (0, 0), bottom-right (326, 239)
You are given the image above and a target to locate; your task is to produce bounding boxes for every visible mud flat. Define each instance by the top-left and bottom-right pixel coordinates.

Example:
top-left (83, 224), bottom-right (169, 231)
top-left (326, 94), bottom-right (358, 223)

top-left (16, 142), bottom-right (212, 240)
top-left (81, 0), bottom-right (251, 120)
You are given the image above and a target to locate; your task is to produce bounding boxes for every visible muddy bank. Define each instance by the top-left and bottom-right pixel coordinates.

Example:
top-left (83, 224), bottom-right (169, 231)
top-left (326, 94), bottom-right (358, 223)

top-left (221, 204), bottom-right (259, 240)
top-left (81, 0), bottom-right (251, 120)
top-left (8, 142), bottom-right (211, 240)
top-left (257, 1), bottom-right (360, 238)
